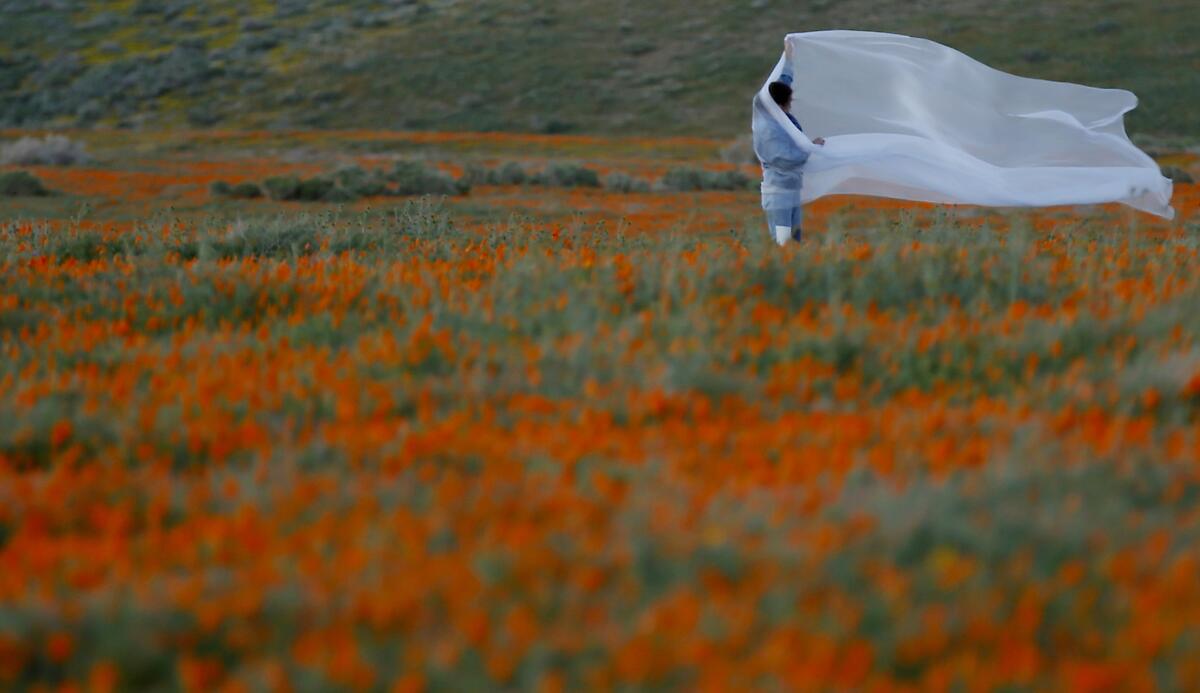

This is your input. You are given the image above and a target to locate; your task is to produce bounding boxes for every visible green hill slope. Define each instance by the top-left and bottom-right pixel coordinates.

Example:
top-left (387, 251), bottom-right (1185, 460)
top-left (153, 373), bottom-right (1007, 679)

top-left (1, 0), bottom-right (1196, 139)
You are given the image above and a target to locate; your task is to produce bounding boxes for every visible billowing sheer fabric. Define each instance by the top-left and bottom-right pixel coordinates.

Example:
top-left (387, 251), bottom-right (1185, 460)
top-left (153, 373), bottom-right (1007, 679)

top-left (753, 30), bottom-right (1175, 219)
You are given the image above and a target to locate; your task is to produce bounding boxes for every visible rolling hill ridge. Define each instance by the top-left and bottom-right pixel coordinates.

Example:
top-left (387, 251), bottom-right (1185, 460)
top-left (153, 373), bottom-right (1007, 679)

top-left (0, 0), bottom-right (1197, 141)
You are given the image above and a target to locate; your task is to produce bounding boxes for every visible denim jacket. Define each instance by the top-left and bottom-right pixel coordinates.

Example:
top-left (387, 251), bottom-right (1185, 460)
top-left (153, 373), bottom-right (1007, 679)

top-left (754, 70), bottom-right (810, 199)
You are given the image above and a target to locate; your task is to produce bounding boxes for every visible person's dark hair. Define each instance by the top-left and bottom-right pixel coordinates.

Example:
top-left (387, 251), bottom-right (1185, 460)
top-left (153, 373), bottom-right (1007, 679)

top-left (768, 80), bottom-right (792, 107)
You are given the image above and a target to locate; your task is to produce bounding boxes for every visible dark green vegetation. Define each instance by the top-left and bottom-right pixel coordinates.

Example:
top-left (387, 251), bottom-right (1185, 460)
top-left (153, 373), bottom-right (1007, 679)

top-left (0, 170), bottom-right (49, 196)
top-left (209, 161), bottom-right (710, 203)
top-left (659, 167), bottom-right (754, 192)
top-left (210, 180), bottom-right (263, 199)
top-left (0, 0), bottom-right (1196, 140)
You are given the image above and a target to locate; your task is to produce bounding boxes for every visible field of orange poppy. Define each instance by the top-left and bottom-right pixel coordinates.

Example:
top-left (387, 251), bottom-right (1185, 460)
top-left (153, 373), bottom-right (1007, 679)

top-left (2, 129), bottom-right (1200, 690)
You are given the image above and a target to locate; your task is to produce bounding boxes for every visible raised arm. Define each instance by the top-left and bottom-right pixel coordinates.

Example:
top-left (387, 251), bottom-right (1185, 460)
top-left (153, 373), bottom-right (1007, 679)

top-left (779, 37), bottom-right (825, 146)
top-left (781, 37), bottom-right (796, 85)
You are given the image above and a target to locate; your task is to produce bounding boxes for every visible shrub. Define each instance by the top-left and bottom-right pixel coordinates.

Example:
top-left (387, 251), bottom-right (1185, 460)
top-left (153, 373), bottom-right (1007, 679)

top-left (263, 175), bottom-right (357, 202)
top-left (294, 177), bottom-right (336, 202)
top-left (324, 187), bottom-right (359, 203)
top-left (0, 171), bottom-right (50, 196)
top-left (389, 160), bottom-right (466, 196)
top-left (534, 163), bottom-right (601, 188)
top-left (435, 161), bottom-right (606, 190)
top-left (263, 176), bottom-right (302, 201)
top-left (459, 162), bottom-right (528, 187)
top-left (720, 133), bottom-right (758, 165)
top-left (657, 168), bottom-right (706, 191)
top-left (708, 169), bottom-right (753, 191)
top-left (335, 166), bottom-right (389, 197)
top-left (489, 162), bottom-right (528, 186)
top-left (603, 171), bottom-right (651, 193)
top-left (230, 182), bottom-right (263, 199)
top-left (1162, 166), bottom-right (1193, 183)
top-left (211, 181), bottom-right (265, 199)
top-left (538, 119), bottom-right (575, 135)
top-left (223, 164), bottom-right (473, 204)
top-left (0, 135), bottom-right (90, 166)
top-left (458, 164), bottom-right (489, 187)
top-left (658, 167), bottom-right (753, 192)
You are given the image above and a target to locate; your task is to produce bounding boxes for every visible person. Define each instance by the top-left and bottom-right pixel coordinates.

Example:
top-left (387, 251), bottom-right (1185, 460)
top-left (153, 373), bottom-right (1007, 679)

top-left (754, 39), bottom-right (825, 246)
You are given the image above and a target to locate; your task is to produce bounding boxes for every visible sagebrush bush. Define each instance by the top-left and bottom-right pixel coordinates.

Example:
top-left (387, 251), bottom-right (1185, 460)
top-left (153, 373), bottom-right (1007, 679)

top-left (533, 163), bottom-right (601, 188)
top-left (211, 180), bottom-right (270, 200)
top-left (458, 164), bottom-right (489, 187)
top-left (462, 161), bottom-right (642, 191)
top-left (719, 133), bottom-right (758, 165)
top-left (389, 160), bottom-right (467, 196)
top-left (218, 164), bottom-right (468, 203)
top-left (295, 177), bottom-right (336, 202)
top-left (603, 171), bottom-right (651, 193)
top-left (0, 171), bottom-right (50, 196)
top-left (489, 162), bottom-right (528, 186)
top-left (230, 182), bottom-right (264, 199)
top-left (261, 176), bottom-right (303, 201)
top-left (0, 135), bottom-right (90, 166)
top-left (458, 162), bottom-right (530, 187)
top-left (261, 175), bottom-right (355, 202)
top-left (658, 167), bottom-right (753, 192)
top-left (215, 160), bottom-right (654, 203)
top-left (334, 166), bottom-right (389, 197)
top-left (1162, 165), bottom-right (1194, 183)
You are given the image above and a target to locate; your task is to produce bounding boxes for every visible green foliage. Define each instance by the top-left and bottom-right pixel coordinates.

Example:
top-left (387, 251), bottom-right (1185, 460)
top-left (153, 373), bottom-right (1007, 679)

top-left (231, 182), bottom-right (264, 199)
top-left (211, 180), bottom-right (264, 199)
top-left (216, 163), bottom-right (474, 203)
top-left (464, 162), bottom-right (646, 191)
top-left (462, 161), bottom-right (533, 187)
top-left (294, 177), bottom-right (336, 202)
top-left (490, 162), bottom-right (529, 186)
top-left (464, 162), bottom-right (605, 189)
top-left (215, 159), bottom-right (780, 209)
top-left (262, 176), bottom-right (302, 201)
top-left (603, 171), bottom-right (651, 193)
top-left (1163, 166), bottom-right (1194, 183)
top-left (388, 160), bottom-right (467, 196)
top-left (334, 166), bottom-right (389, 197)
top-left (532, 163), bottom-right (601, 188)
top-left (658, 167), bottom-right (753, 191)
top-left (0, 170), bottom-right (50, 196)
top-left (260, 175), bottom-right (342, 202)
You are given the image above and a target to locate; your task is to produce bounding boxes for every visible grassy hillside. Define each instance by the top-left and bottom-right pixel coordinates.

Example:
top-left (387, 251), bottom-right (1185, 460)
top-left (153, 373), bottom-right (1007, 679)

top-left (0, 0), bottom-right (1197, 140)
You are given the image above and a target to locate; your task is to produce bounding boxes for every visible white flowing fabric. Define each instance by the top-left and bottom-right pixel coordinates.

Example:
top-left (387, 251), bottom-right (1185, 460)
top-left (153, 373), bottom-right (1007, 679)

top-left (754, 30), bottom-right (1175, 219)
